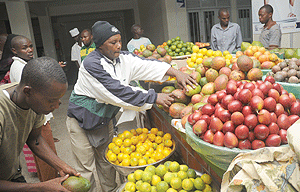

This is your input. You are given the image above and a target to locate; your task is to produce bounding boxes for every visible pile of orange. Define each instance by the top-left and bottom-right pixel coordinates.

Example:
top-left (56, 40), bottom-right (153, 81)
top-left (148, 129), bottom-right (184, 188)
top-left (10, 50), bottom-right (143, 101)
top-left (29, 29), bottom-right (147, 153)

top-left (106, 128), bottom-right (174, 167)
top-left (234, 46), bottom-right (283, 69)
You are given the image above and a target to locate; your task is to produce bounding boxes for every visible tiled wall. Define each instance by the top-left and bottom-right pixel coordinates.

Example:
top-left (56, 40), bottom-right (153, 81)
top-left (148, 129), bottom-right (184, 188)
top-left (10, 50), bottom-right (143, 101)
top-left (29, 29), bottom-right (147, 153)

top-left (148, 106), bottom-right (222, 191)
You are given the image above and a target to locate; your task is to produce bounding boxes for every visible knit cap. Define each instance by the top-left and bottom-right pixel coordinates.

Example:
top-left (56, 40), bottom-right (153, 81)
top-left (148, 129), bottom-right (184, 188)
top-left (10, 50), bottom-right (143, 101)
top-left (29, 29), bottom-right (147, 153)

top-left (92, 21), bottom-right (120, 47)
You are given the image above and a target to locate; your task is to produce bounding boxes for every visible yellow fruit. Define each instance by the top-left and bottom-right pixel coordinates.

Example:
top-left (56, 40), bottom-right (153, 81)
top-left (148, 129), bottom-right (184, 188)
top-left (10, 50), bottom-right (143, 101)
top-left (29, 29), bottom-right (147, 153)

top-left (188, 61), bottom-right (196, 68)
top-left (164, 172), bottom-right (175, 184)
top-left (138, 158), bottom-right (147, 166)
top-left (151, 175), bottom-right (162, 186)
top-left (112, 137), bottom-right (117, 143)
top-left (114, 138), bottom-right (123, 147)
top-left (125, 182), bottom-right (136, 192)
top-left (156, 181), bottom-right (169, 192)
top-left (140, 45), bottom-right (145, 49)
top-left (187, 169), bottom-right (196, 178)
top-left (182, 178), bottom-right (194, 191)
top-left (131, 136), bottom-right (138, 145)
top-left (163, 148), bottom-right (171, 157)
top-left (180, 164), bottom-right (189, 172)
top-left (123, 147), bottom-right (132, 155)
top-left (148, 158), bottom-right (156, 164)
top-left (157, 131), bottom-right (164, 137)
top-left (143, 156), bottom-right (149, 162)
top-left (152, 143), bottom-right (158, 150)
top-left (117, 153), bottom-right (124, 162)
top-left (140, 182), bottom-right (151, 192)
top-left (191, 56), bottom-right (197, 62)
top-left (130, 129), bottom-right (137, 136)
top-left (201, 173), bottom-right (212, 184)
top-left (177, 171), bottom-right (188, 180)
top-left (137, 146), bottom-right (147, 155)
top-left (147, 133), bottom-right (156, 142)
top-left (123, 130), bottom-right (132, 139)
top-left (169, 161), bottom-right (180, 172)
top-left (150, 128), bottom-right (158, 135)
top-left (201, 48), bottom-right (208, 55)
top-left (123, 154), bottom-right (130, 160)
top-left (225, 54), bottom-right (233, 60)
top-left (214, 50), bottom-right (222, 57)
top-left (112, 145), bottom-right (120, 154)
top-left (191, 52), bottom-right (197, 58)
top-left (206, 49), bottom-right (213, 57)
top-left (170, 177), bottom-right (182, 190)
top-left (145, 165), bottom-right (156, 174)
top-left (163, 133), bottom-right (172, 141)
top-left (127, 173), bottom-right (136, 182)
top-left (130, 145), bottom-right (136, 152)
top-left (130, 157), bottom-right (139, 166)
top-left (145, 151), bottom-right (152, 157)
top-left (192, 45), bottom-right (199, 53)
top-left (164, 140), bottom-right (173, 148)
top-left (122, 158), bottom-right (130, 166)
top-left (155, 164), bottom-right (167, 177)
top-left (108, 153), bottom-right (117, 162)
top-left (136, 128), bottom-right (143, 135)
top-left (155, 136), bottom-right (163, 144)
top-left (186, 58), bottom-right (192, 63)
top-left (196, 53), bottom-right (203, 58)
top-left (123, 139), bottom-right (132, 147)
top-left (194, 177), bottom-right (206, 190)
top-left (223, 50), bottom-right (230, 56)
top-left (196, 58), bottom-right (203, 65)
top-left (106, 150), bottom-right (113, 157)
top-left (118, 133), bottom-right (126, 141)
top-left (138, 134), bottom-right (147, 143)
top-left (134, 169), bottom-right (144, 181)
top-left (108, 143), bottom-right (116, 150)
top-left (203, 184), bottom-right (212, 192)
top-left (203, 55), bottom-right (208, 59)
top-left (142, 128), bottom-right (149, 134)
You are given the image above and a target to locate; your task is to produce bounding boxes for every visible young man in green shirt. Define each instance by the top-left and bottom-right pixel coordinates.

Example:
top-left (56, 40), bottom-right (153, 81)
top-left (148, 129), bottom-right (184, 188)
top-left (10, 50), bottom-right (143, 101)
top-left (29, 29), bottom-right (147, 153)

top-left (80, 29), bottom-right (96, 61)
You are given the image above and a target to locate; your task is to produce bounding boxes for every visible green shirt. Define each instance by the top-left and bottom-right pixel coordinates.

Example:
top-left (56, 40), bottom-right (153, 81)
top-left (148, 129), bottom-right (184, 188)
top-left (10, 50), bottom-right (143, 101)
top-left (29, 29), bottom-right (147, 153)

top-left (80, 42), bottom-right (96, 61)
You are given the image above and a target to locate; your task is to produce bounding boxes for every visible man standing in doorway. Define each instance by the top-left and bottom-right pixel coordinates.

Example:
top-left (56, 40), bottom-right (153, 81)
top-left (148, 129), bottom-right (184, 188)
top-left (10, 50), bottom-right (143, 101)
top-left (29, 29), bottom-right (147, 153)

top-left (127, 24), bottom-right (152, 53)
top-left (210, 8), bottom-right (243, 53)
top-left (69, 28), bottom-right (82, 68)
top-left (80, 29), bottom-right (96, 62)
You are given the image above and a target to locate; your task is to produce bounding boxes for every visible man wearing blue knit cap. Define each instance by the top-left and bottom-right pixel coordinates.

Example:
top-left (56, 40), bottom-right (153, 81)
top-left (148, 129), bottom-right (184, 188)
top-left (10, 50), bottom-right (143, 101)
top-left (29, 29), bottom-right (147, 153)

top-left (66, 21), bottom-right (197, 192)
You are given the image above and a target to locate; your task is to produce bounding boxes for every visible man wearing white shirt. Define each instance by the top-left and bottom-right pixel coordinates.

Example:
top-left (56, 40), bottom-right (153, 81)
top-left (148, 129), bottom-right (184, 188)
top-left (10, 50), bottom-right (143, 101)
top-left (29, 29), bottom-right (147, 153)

top-left (69, 28), bottom-right (82, 68)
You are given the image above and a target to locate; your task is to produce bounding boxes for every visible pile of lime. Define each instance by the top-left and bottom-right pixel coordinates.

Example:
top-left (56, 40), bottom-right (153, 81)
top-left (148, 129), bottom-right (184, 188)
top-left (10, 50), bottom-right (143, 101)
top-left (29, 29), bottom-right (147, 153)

top-left (123, 161), bottom-right (213, 192)
top-left (163, 36), bottom-right (194, 57)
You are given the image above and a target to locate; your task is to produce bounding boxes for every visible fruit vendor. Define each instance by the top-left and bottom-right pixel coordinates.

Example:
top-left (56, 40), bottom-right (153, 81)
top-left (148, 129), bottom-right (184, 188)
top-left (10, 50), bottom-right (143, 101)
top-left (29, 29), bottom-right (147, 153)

top-left (66, 20), bottom-right (197, 192)
top-left (258, 4), bottom-right (282, 49)
top-left (0, 57), bottom-right (79, 191)
top-left (127, 24), bottom-right (152, 53)
top-left (210, 8), bottom-right (243, 53)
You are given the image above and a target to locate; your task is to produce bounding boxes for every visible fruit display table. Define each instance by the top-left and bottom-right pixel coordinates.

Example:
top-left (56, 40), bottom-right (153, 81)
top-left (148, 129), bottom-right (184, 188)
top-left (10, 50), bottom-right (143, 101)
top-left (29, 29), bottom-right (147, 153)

top-left (147, 105), bottom-right (222, 191)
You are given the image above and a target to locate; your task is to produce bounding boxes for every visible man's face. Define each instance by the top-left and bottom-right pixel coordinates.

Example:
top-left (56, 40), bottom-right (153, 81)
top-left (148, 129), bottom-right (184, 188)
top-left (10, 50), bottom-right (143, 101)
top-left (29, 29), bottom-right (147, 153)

top-left (12, 38), bottom-right (34, 61)
top-left (81, 31), bottom-right (93, 47)
top-left (259, 8), bottom-right (271, 24)
top-left (99, 34), bottom-right (122, 60)
top-left (134, 26), bottom-right (144, 36)
top-left (219, 11), bottom-right (230, 27)
top-left (26, 81), bottom-right (67, 115)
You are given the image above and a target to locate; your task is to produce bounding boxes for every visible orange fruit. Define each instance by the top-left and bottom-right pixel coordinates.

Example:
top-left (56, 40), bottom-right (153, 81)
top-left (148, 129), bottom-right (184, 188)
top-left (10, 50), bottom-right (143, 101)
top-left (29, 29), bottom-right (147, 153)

top-left (130, 145), bottom-right (136, 152)
top-left (150, 128), bottom-right (159, 135)
top-left (122, 153), bottom-right (130, 160)
top-left (122, 158), bottom-right (130, 166)
top-left (138, 134), bottom-right (147, 143)
top-left (164, 139), bottom-right (173, 148)
top-left (123, 139), bottom-right (132, 147)
top-left (136, 128), bottom-right (143, 135)
top-left (163, 148), bottom-right (172, 157)
top-left (112, 145), bottom-right (120, 154)
top-left (157, 131), bottom-right (164, 137)
top-left (258, 47), bottom-right (266, 54)
top-left (114, 138), bottom-right (123, 147)
top-left (130, 157), bottom-right (139, 166)
top-left (148, 133), bottom-right (156, 142)
top-left (123, 130), bottom-right (133, 139)
top-left (112, 137), bottom-right (117, 143)
top-left (142, 128), bottom-right (149, 134)
top-left (131, 136), bottom-right (139, 145)
top-left (138, 158), bottom-right (147, 166)
top-left (155, 136), bottom-right (163, 144)
top-left (117, 153), bottom-right (124, 162)
top-left (130, 129), bottom-right (137, 136)
top-left (163, 133), bottom-right (172, 141)
top-left (108, 142), bottom-right (116, 150)
top-left (123, 147), bottom-right (132, 155)
top-left (137, 146), bottom-right (146, 155)
top-left (108, 153), bottom-right (117, 162)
